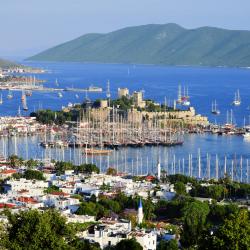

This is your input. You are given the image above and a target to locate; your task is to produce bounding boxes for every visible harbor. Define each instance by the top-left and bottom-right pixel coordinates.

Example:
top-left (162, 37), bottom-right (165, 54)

top-left (0, 62), bottom-right (250, 184)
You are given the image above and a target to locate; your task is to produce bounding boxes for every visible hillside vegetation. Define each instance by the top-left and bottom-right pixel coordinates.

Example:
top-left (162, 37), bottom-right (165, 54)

top-left (28, 23), bottom-right (250, 67)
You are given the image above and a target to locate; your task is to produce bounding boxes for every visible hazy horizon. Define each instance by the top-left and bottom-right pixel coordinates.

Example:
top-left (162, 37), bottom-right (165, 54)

top-left (1, 0), bottom-right (250, 58)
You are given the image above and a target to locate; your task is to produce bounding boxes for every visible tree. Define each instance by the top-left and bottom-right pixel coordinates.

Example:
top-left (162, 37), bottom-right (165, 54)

top-left (75, 164), bottom-right (100, 174)
top-left (70, 238), bottom-right (101, 250)
top-left (174, 181), bottom-right (186, 195)
top-left (181, 201), bottom-right (210, 248)
top-left (114, 238), bottom-right (142, 250)
top-left (143, 195), bottom-right (156, 221)
top-left (25, 158), bottom-right (39, 169)
top-left (106, 167), bottom-right (117, 176)
top-left (76, 201), bottom-right (97, 216)
top-left (99, 199), bottom-right (121, 214)
top-left (55, 161), bottom-right (74, 175)
top-left (208, 203), bottom-right (239, 224)
top-left (201, 209), bottom-right (250, 250)
top-left (3, 209), bottom-right (75, 250)
top-left (157, 239), bottom-right (178, 250)
top-left (76, 201), bottom-right (109, 219)
top-left (23, 169), bottom-right (45, 180)
top-left (44, 185), bottom-right (60, 194)
top-left (8, 155), bottom-right (24, 168)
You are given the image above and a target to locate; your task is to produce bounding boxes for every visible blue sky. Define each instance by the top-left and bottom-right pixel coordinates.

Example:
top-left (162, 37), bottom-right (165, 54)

top-left (1, 0), bottom-right (250, 57)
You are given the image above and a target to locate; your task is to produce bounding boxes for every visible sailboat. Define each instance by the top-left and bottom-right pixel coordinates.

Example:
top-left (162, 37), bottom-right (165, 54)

top-left (7, 90), bottom-right (13, 99)
top-left (21, 90), bottom-right (28, 111)
top-left (211, 100), bottom-right (220, 115)
top-left (176, 85), bottom-right (190, 106)
top-left (176, 85), bottom-right (182, 104)
top-left (55, 78), bottom-right (59, 86)
top-left (58, 92), bottom-right (63, 98)
top-left (232, 89), bottom-right (241, 106)
top-left (182, 86), bottom-right (190, 106)
top-left (17, 106), bottom-right (21, 117)
top-left (0, 94), bottom-right (3, 104)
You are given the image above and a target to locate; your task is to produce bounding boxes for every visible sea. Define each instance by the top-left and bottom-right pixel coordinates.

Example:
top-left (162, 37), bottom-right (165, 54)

top-left (1, 61), bottom-right (250, 181)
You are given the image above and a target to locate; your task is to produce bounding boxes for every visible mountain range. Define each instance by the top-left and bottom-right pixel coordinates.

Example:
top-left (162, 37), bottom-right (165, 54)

top-left (28, 23), bottom-right (250, 67)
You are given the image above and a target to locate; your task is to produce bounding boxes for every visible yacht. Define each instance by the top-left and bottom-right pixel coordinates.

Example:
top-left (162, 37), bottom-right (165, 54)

top-left (7, 90), bottom-right (13, 99)
top-left (21, 90), bottom-right (28, 111)
top-left (25, 90), bottom-right (32, 96)
top-left (68, 102), bottom-right (73, 108)
top-left (232, 90), bottom-right (241, 106)
top-left (211, 100), bottom-right (220, 115)
top-left (182, 97), bottom-right (190, 106)
top-left (243, 132), bottom-right (250, 140)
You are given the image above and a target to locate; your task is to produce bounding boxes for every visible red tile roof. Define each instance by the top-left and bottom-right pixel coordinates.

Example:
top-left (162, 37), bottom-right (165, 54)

top-left (50, 191), bottom-right (69, 197)
top-left (0, 203), bottom-right (15, 208)
top-left (0, 169), bottom-right (17, 174)
top-left (17, 197), bottom-right (38, 204)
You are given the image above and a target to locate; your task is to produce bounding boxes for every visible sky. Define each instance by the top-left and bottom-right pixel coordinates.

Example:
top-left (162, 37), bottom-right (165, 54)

top-left (1, 0), bottom-right (250, 57)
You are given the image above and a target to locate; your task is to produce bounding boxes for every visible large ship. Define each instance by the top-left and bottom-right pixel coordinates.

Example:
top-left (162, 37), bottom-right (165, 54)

top-left (64, 85), bottom-right (102, 92)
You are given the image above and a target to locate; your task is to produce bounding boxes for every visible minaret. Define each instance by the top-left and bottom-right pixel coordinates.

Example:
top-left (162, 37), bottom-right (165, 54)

top-left (157, 160), bottom-right (161, 181)
top-left (137, 198), bottom-right (143, 225)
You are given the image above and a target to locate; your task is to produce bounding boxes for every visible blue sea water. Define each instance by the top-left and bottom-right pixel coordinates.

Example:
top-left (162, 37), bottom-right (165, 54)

top-left (1, 61), bottom-right (250, 126)
top-left (1, 62), bottom-right (250, 180)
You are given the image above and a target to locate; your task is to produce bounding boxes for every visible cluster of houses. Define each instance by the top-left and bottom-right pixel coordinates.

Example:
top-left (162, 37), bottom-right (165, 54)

top-left (0, 162), bottom-right (179, 250)
top-left (0, 116), bottom-right (46, 136)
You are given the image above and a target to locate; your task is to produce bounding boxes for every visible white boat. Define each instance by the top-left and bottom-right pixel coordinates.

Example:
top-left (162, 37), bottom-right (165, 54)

top-left (68, 102), bottom-right (73, 108)
top-left (182, 98), bottom-right (190, 106)
top-left (232, 89), bottom-right (241, 106)
top-left (58, 92), bottom-right (63, 98)
top-left (25, 90), bottom-right (32, 96)
top-left (75, 94), bottom-right (79, 99)
top-left (21, 90), bottom-right (28, 111)
top-left (17, 106), bottom-right (21, 117)
top-left (211, 100), bottom-right (220, 115)
top-left (7, 90), bottom-right (13, 99)
top-left (0, 94), bottom-right (3, 104)
top-left (243, 132), bottom-right (250, 140)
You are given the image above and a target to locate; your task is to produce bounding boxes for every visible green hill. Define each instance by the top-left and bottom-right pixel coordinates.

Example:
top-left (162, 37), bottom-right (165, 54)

top-left (28, 23), bottom-right (250, 67)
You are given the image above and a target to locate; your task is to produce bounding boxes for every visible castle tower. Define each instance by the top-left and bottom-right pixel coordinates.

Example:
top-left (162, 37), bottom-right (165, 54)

top-left (137, 198), bottom-right (143, 225)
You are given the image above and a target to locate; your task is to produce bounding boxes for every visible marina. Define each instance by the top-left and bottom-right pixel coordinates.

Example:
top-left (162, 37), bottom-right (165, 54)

top-left (0, 132), bottom-right (249, 183)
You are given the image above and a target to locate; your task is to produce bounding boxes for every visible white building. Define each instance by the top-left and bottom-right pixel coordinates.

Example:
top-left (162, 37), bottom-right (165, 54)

top-left (82, 217), bottom-right (156, 250)
top-left (6, 178), bottom-right (49, 196)
top-left (64, 214), bottom-right (95, 224)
